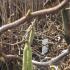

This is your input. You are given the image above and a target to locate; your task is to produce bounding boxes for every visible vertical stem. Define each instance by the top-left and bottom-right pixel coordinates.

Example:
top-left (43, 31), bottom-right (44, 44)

top-left (22, 19), bottom-right (35, 70)
top-left (22, 42), bottom-right (28, 70)
top-left (27, 46), bottom-right (32, 70)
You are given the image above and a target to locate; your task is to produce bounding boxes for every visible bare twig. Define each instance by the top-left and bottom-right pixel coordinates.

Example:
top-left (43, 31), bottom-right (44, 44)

top-left (32, 48), bottom-right (70, 66)
top-left (0, 0), bottom-right (68, 35)
top-left (3, 47), bottom-right (70, 66)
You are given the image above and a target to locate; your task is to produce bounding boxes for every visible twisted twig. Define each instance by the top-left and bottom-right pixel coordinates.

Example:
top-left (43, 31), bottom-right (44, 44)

top-left (0, 0), bottom-right (68, 35)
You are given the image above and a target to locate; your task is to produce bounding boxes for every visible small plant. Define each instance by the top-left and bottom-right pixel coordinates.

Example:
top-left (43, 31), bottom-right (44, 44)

top-left (22, 19), bottom-right (36, 70)
top-left (50, 65), bottom-right (60, 70)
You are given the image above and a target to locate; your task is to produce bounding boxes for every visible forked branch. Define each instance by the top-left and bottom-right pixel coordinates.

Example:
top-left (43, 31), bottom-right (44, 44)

top-left (0, 0), bottom-right (68, 35)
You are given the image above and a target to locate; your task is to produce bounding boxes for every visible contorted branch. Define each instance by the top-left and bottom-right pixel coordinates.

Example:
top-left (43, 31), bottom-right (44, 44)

top-left (32, 49), bottom-right (69, 66)
top-left (0, 0), bottom-right (68, 35)
top-left (4, 46), bottom-right (70, 66)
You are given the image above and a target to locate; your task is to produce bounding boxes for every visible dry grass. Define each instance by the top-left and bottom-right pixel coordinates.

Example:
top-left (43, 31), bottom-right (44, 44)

top-left (0, 0), bottom-right (70, 70)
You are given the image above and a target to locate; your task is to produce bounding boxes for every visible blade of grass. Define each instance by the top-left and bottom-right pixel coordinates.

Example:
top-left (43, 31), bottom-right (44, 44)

top-left (22, 19), bottom-right (36, 70)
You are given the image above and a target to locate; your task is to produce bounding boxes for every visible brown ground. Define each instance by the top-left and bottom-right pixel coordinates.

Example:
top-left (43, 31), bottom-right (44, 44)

top-left (0, 0), bottom-right (70, 70)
